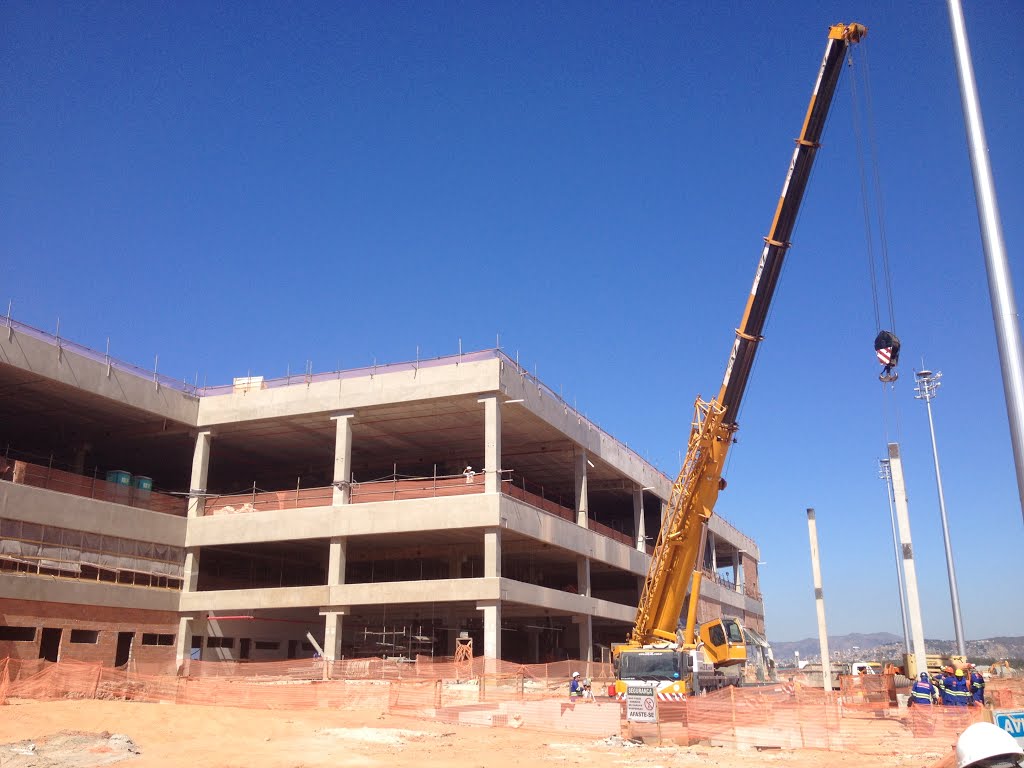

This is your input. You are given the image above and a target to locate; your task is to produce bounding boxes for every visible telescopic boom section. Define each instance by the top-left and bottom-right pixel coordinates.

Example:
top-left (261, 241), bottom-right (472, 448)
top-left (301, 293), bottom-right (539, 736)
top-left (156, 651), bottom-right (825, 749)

top-left (628, 23), bottom-right (865, 648)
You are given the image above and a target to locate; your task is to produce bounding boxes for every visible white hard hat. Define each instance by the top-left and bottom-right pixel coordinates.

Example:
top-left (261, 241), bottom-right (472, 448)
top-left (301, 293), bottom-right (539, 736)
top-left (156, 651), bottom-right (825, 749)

top-left (572, 671), bottom-right (580, 677)
top-left (956, 722), bottom-right (1024, 768)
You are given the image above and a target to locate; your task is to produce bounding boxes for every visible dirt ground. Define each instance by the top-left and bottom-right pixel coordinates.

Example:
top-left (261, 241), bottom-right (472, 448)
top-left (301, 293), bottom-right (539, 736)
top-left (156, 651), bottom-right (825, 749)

top-left (0, 699), bottom-right (951, 768)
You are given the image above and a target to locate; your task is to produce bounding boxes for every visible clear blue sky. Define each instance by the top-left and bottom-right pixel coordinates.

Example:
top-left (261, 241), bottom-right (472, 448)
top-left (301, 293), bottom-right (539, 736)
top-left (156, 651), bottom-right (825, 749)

top-left (3, 2), bottom-right (1021, 643)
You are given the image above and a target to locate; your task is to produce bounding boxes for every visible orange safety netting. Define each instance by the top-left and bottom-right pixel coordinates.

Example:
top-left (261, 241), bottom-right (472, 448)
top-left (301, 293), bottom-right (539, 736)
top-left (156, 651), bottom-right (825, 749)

top-left (0, 657), bottom-right (8, 705)
top-left (2, 656), bottom-right (1018, 756)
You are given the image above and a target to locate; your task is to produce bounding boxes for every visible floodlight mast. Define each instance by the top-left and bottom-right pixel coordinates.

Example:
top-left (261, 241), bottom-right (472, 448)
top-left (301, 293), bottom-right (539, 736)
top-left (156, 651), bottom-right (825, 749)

top-left (914, 368), bottom-right (967, 657)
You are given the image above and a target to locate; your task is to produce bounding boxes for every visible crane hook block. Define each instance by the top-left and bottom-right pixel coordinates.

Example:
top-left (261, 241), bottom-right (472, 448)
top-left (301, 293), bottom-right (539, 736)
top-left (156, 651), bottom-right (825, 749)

top-left (874, 330), bottom-right (901, 383)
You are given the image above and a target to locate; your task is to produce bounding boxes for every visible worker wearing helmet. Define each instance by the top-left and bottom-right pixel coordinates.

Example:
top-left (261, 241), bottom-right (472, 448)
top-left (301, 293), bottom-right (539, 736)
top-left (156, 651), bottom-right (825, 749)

top-left (946, 668), bottom-right (972, 707)
top-left (569, 671), bottom-right (584, 698)
top-left (955, 722), bottom-right (1024, 768)
top-left (967, 664), bottom-right (986, 705)
top-left (909, 672), bottom-right (938, 706)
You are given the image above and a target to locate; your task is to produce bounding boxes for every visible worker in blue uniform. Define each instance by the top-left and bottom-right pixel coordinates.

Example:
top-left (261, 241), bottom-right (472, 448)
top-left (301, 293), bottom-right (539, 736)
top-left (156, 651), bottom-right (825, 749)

top-left (944, 668), bottom-right (972, 707)
top-left (909, 672), bottom-right (938, 706)
top-left (968, 664), bottom-right (985, 705)
top-left (569, 671), bottom-right (584, 698)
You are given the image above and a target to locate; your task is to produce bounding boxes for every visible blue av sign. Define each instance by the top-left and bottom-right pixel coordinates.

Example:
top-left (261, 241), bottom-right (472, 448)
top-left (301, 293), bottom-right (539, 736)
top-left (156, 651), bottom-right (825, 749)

top-left (994, 709), bottom-right (1024, 746)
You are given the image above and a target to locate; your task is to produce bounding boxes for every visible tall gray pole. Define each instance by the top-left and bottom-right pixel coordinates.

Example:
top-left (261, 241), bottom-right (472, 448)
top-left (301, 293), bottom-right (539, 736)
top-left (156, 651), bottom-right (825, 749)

top-left (945, 0), bottom-right (1024, 525)
top-left (806, 508), bottom-right (832, 692)
top-left (879, 460), bottom-right (911, 656)
top-left (888, 444), bottom-right (929, 679)
top-left (915, 370), bottom-right (967, 656)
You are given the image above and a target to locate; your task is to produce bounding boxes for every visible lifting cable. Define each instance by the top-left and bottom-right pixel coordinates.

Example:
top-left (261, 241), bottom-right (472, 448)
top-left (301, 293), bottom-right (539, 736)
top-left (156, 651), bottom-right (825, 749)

top-left (849, 44), bottom-right (898, 338)
top-left (848, 43), bottom-right (904, 443)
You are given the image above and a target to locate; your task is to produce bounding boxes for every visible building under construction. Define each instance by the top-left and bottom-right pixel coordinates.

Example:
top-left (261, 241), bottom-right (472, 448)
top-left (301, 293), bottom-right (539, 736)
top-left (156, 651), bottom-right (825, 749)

top-left (0, 318), bottom-right (764, 668)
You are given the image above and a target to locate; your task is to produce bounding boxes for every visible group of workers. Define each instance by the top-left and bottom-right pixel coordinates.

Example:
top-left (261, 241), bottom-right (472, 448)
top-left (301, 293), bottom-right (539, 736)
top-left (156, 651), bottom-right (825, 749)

top-left (909, 664), bottom-right (985, 707)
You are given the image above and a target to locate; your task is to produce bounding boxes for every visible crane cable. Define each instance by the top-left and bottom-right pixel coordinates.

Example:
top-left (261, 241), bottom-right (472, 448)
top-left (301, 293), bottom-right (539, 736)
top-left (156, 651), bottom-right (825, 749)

top-left (849, 45), bottom-right (897, 337)
top-left (848, 44), bottom-right (904, 445)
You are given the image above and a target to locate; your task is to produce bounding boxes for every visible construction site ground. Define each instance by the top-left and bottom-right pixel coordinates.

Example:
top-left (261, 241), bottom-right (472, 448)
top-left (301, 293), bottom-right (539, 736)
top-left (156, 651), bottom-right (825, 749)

top-left (1, 698), bottom-right (952, 768)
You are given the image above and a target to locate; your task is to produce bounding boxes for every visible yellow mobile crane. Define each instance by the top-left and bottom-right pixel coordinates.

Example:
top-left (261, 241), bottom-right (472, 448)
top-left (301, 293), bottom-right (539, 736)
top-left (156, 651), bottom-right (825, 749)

top-left (613, 22), bottom-right (867, 698)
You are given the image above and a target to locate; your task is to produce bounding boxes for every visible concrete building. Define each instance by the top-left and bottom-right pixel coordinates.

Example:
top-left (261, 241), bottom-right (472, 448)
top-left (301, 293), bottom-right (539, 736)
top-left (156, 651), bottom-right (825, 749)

top-left (0, 317), bottom-right (764, 668)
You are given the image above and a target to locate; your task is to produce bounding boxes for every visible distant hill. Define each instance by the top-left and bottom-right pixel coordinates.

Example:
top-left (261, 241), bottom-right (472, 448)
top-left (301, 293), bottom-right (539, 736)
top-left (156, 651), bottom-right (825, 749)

top-left (771, 633), bottom-right (1024, 664)
top-left (773, 633), bottom-right (902, 659)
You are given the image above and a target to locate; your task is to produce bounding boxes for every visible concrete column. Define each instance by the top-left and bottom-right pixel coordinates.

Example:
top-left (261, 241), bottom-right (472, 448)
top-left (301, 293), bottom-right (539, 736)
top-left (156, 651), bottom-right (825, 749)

top-left (576, 555), bottom-right (590, 598)
top-left (633, 487), bottom-right (646, 551)
top-left (709, 532), bottom-right (718, 572)
top-left (806, 508), bottom-right (831, 692)
top-left (574, 451), bottom-right (589, 528)
top-left (176, 430), bottom-right (211, 671)
top-left (174, 615), bottom-right (193, 673)
top-left (448, 549), bottom-right (462, 579)
top-left (888, 443), bottom-right (929, 678)
top-left (445, 608), bottom-right (458, 656)
top-left (576, 555), bottom-right (592, 662)
top-left (182, 548), bottom-right (200, 592)
top-left (484, 528), bottom-right (501, 578)
top-left (527, 627), bottom-right (540, 664)
top-left (323, 612), bottom-right (343, 663)
top-left (328, 537), bottom-right (347, 585)
top-left (331, 413), bottom-right (354, 505)
top-left (479, 395), bottom-right (501, 493)
top-left (187, 430), bottom-right (212, 519)
top-left (577, 614), bottom-right (593, 663)
top-left (478, 601), bottom-right (501, 668)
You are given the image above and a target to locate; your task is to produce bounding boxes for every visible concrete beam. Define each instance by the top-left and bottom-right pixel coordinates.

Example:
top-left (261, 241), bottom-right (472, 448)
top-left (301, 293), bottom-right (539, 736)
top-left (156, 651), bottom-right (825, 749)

top-left (187, 493), bottom-right (501, 547)
top-left (0, 573), bottom-right (180, 612)
top-left (197, 358), bottom-right (501, 427)
top-left (0, 481), bottom-right (186, 545)
top-left (0, 326), bottom-right (199, 424)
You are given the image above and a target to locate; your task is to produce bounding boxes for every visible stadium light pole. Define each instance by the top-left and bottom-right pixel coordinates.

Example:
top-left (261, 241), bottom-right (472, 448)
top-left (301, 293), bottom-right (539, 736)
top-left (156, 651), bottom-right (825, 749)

top-left (945, 0), bottom-right (1024, 525)
top-left (914, 368), bottom-right (967, 657)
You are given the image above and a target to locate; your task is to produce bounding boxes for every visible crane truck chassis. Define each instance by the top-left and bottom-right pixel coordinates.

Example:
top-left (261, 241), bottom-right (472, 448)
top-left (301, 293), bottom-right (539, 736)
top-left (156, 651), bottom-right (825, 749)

top-left (612, 22), bottom-right (867, 699)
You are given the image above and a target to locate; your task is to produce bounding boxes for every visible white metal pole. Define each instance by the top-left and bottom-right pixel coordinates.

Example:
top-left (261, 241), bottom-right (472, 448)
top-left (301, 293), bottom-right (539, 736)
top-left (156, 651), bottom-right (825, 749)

top-left (923, 393), bottom-right (967, 656)
top-left (945, 0), bottom-right (1024, 525)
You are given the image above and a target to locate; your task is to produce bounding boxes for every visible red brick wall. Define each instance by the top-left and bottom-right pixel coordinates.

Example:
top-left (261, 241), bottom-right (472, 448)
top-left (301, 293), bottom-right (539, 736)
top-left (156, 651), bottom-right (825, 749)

top-left (0, 598), bottom-right (177, 666)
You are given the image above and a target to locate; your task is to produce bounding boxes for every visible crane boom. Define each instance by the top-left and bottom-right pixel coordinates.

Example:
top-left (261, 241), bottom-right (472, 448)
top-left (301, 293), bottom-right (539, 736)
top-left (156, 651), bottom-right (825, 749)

top-left (627, 22), bottom-right (866, 653)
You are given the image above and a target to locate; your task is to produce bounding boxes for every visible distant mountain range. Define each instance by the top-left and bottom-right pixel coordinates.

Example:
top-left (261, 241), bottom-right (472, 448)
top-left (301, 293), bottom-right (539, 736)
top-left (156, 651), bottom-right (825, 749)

top-left (772, 633), bottom-right (1024, 664)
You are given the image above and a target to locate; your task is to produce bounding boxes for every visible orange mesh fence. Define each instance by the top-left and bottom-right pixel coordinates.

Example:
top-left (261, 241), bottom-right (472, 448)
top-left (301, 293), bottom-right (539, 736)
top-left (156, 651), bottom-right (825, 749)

top-left (7, 658), bottom-right (103, 700)
top-left (988, 677), bottom-right (1024, 707)
top-left (1, 656), bottom-right (1004, 755)
top-left (0, 657), bottom-right (8, 705)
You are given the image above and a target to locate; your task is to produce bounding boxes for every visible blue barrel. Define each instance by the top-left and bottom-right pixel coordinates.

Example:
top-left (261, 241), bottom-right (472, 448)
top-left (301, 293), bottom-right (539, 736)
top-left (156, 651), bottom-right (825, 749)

top-left (105, 470), bottom-right (132, 486)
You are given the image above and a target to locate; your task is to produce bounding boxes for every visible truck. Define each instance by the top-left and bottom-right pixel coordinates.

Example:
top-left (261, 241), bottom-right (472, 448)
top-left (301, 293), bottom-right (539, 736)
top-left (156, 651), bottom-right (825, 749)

top-left (612, 22), bottom-right (867, 699)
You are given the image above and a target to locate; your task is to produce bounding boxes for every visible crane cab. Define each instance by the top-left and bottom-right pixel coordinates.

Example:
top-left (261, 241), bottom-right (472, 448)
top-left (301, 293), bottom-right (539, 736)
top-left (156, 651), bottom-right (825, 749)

top-left (699, 617), bottom-right (748, 666)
